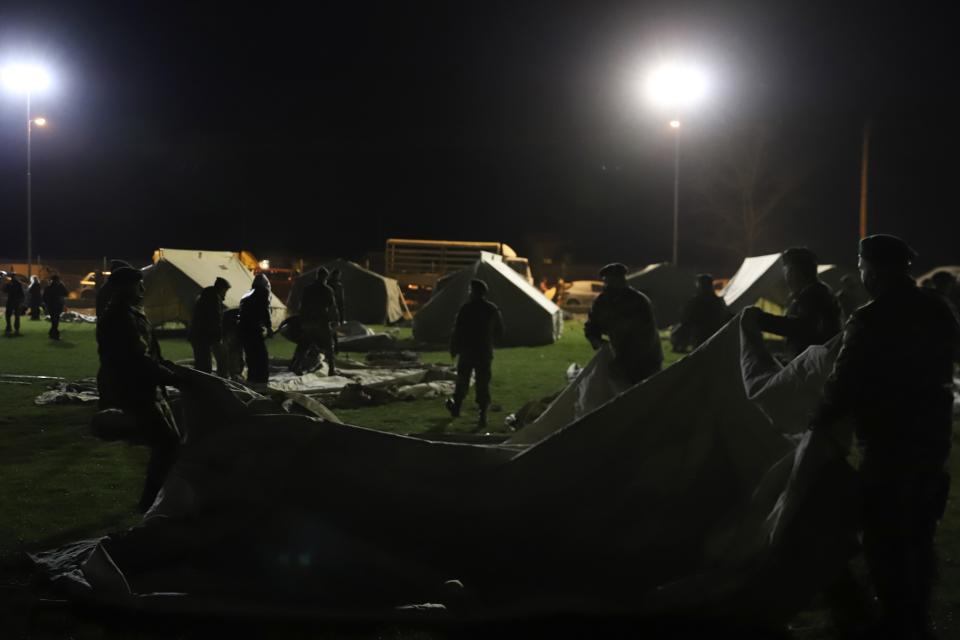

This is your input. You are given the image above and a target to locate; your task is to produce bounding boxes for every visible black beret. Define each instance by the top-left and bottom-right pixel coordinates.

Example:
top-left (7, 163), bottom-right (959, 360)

top-left (214, 277), bottom-right (231, 289)
top-left (781, 247), bottom-right (818, 271)
top-left (109, 259), bottom-right (132, 272)
top-left (315, 267), bottom-right (329, 280)
top-left (470, 279), bottom-right (488, 293)
top-left (599, 263), bottom-right (628, 278)
top-left (109, 267), bottom-right (143, 287)
top-left (858, 234), bottom-right (917, 267)
top-left (696, 273), bottom-right (714, 287)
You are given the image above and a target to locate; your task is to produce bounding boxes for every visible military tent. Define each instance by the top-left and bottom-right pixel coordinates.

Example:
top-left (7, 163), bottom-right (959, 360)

top-left (142, 248), bottom-right (286, 329)
top-left (722, 253), bottom-right (848, 312)
top-left (413, 252), bottom-right (562, 346)
top-left (287, 259), bottom-right (410, 324)
top-left (626, 262), bottom-right (697, 327)
top-left (917, 265), bottom-right (960, 284)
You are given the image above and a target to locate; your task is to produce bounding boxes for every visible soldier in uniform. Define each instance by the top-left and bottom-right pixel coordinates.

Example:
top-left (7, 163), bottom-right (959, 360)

top-left (96, 267), bottom-right (181, 512)
top-left (189, 276), bottom-right (231, 374)
top-left (584, 263), bottom-right (663, 384)
top-left (96, 259), bottom-right (133, 318)
top-left (239, 274), bottom-right (274, 387)
top-left (27, 275), bottom-right (43, 320)
top-left (3, 272), bottom-right (25, 337)
top-left (42, 274), bottom-right (69, 340)
top-left (293, 267), bottom-right (338, 376)
top-left (670, 273), bottom-right (732, 352)
top-left (327, 267), bottom-right (345, 355)
top-left (753, 247), bottom-right (843, 361)
top-left (811, 235), bottom-right (960, 638)
top-left (445, 279), bottom-right (504, 428)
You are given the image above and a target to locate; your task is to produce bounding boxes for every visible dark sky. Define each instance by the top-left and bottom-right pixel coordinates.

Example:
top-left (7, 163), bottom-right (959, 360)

top-left (0, 0), bottom-right (957, 273)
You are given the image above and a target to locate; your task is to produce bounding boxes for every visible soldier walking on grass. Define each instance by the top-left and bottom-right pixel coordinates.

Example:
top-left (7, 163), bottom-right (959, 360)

top-left (293, 267), bottom-right (338, 376)
top-left (239, 274), bottom-right (274, 387)
top-left (445, 279), bottom-right (504, 429)
top-left (3, 272), bottom-right (25, 337)
top-left (42, 274), bottom-right (68, 340)
top-left (28, 275), bottom-right (43, 320)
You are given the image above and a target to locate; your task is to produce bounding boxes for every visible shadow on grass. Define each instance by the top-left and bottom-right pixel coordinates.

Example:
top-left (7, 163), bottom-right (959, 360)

top-left (47, 339), bottom-right (77, 349)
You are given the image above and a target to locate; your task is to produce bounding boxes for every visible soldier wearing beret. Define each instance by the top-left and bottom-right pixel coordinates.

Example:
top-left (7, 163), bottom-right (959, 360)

top-left (292, 267), bottom-right (338, 376)
top-left (584, 262), bottom-right (663, 384)
top-left (189, 276), bottom-right (231, 375)
top-left (239, 273), bottom-right (275, 386)
top-left (748, 247), bottom-right (843, 361)
top-left (96, 267), bottom-right (181, 512)
top-left (812, 234), bottom-right (960, 638)
top-left (446, 279), bottom-right (504, 428)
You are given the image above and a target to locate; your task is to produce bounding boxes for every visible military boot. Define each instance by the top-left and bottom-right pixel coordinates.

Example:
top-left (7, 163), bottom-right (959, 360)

top-left (445, 398), bottom-right (461, 418)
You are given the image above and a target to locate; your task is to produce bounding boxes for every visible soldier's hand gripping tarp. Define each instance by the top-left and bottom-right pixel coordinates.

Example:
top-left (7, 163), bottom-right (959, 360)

top-left (32, 316), bottom-right (858, 625)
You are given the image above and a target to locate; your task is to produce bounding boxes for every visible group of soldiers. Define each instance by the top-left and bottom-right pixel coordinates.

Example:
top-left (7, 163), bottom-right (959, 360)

top-left (2, 271), bottom-right (70, 339)
top-left (448, 234), bottom-right (958, 638)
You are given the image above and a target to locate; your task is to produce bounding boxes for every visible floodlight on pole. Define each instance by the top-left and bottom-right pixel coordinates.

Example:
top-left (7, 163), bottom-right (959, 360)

top-left (642, 62), bottom-right (708, 266)
top-left (2, 63), bottom-right (52, 278)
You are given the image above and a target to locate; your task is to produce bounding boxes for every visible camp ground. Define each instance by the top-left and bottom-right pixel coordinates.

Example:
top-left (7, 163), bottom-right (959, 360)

top-left (412, 251), bottom-right (563, 347)
top-left (286, 259), bottom-right (410, 325)
top-left (141, 248), bottom-right (287, 329)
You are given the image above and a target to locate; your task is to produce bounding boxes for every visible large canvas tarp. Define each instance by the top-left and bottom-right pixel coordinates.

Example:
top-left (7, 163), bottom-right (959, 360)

top-left (626, 262), bottom-right (697, 327)
top-left (722, 253), bottom-right (848, 312)
top-left (287, 260), bottom-right (410, 325)
top-left (142, 248), bottom-right (286, 329)
top-left (413, 252), bottom-right (562, 347)
top-left (33, 316), bottom-right (856, 625)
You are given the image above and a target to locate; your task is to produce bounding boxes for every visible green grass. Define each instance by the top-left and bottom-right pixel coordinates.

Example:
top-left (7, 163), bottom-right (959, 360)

top-left (2, 317), bottom-right (960, 638)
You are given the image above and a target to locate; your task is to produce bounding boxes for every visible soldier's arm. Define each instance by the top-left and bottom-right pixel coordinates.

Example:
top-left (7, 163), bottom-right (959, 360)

top-left (450, 309), bottom-right (464, 356)
top-left (756, 311), bottom-right (804, 338)
top-left (584, 296), bottom-right (605, 343)
top-left (810, 313), bottom-right (867, 433)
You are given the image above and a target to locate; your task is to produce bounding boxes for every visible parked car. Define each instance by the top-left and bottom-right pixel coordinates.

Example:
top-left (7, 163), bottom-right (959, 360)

top-left (78, 271), bottom-right (109, 300)
top-left (561, 280), bottom-right (603, 310)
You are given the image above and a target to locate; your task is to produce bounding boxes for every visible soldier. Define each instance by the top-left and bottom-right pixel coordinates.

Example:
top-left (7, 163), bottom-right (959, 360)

top-left (220, 308), bottom-right (246, 381)
top-left (239, 274), bottom-right (274, 387)
top-left (811, 235), bottom-right (959, 638)
top-left (42, 274), bottom-right (69, 340)
top-left (96, 267), bottom-right (181, 512)
top-left (445, 279), bottom-right (504, 428)
top-left (96, 259), bottom-right (133, 318)
top-left (327, 267), bottom-right (345, 355)
top-left (584, 263), bottom-right (663, 384)
top-left (27, 275), bottom-right (43, 320)
top-left (836, 273), bottom-right (869, 321)
top-left (189, 277), bottom-right (231, 374)
top-left (293, 267), bottom-right (338, 376)
top-left (753, 247), bottom-right (843, 361)
top-left (670, 273), bottom-right (732, 353)
top-left (3, 272), bottom-right (25, 337)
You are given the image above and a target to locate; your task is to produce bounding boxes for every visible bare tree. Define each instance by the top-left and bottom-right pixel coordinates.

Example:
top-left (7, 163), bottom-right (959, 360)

top-left (693, 125), bottom-right (808, 259)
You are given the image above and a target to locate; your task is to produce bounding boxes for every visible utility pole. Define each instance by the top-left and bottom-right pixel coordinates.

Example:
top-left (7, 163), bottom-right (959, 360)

top-left (859, 121), bottom-right (871, 239)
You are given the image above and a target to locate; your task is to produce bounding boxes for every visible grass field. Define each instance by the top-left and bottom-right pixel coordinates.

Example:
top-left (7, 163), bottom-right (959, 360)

top-left (2, 316), bottom-right (959, 638)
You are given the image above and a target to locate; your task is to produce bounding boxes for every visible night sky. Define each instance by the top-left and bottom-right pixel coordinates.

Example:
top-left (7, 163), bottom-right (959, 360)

top-left (0, 1), bottom-right (957, 273)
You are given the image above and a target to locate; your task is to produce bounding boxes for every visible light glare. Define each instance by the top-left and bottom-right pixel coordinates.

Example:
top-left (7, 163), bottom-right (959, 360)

top-left (33, 117), bottom-right (47, 127)
top-left (669, 119), bottom-right (681, 129)
top-left (645, 63), bottom-right (707, 109)
top-left (1, 64), bottom-right (52, 93)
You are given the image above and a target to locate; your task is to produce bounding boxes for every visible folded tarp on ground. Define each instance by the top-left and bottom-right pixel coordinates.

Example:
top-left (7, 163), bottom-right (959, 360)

top-left (32, 318), bottom-right (856, 626)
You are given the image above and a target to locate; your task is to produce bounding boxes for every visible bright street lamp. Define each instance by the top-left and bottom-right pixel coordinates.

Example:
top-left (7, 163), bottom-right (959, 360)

top-left (643, 62), bottom-right (708, 266)
top-left (2, 63), bottom-right (52, 278)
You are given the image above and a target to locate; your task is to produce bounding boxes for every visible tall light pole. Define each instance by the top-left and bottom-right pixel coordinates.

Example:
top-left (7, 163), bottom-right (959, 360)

top-left (2, 64), bottom-right (52, 278)
top-left (644, 63), bottom-right (707, 266)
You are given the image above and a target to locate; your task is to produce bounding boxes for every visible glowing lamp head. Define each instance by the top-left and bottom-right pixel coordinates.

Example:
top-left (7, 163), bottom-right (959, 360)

top-left (32, 117), bottom-right (47, 127)
top-left (645, 63), bottom-right (707, 110)
top-left (1, 64), bottom-right (52, 94)
top-left (669, 119), bottom-right (681, 129)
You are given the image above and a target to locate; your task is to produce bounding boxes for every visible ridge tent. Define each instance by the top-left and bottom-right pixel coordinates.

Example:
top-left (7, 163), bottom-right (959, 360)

top-left (626, 262), bottom-right (697, 327)
top-left (413, 252), bottom-right (562, 346)
top-left (722, 253), bottom-right (846, 312)
top-left (141, 248), bottom-right (286, 329)
top-left (287, 259), bottom-right (410, 324)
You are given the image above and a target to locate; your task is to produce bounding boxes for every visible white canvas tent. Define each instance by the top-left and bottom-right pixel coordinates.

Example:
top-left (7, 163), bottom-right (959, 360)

top-left (142, 248), bottom-right (286, 329)
top-left (626, 262), bottom-right (697, 327)
top-left (413, 252), bottom-right (562, 346)
top-left (287, 259), bottom-right (410, 324)
top-left (722, 253), bottom-right (847, 312)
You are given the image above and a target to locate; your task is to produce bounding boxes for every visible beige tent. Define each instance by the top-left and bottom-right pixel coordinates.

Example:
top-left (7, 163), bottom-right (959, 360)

top-left (722, 253), bottom-right (848, 313)
top-left (142, 248), bottom-right (286, 329)
top-left (287, 259), bottom-right (410, 324)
